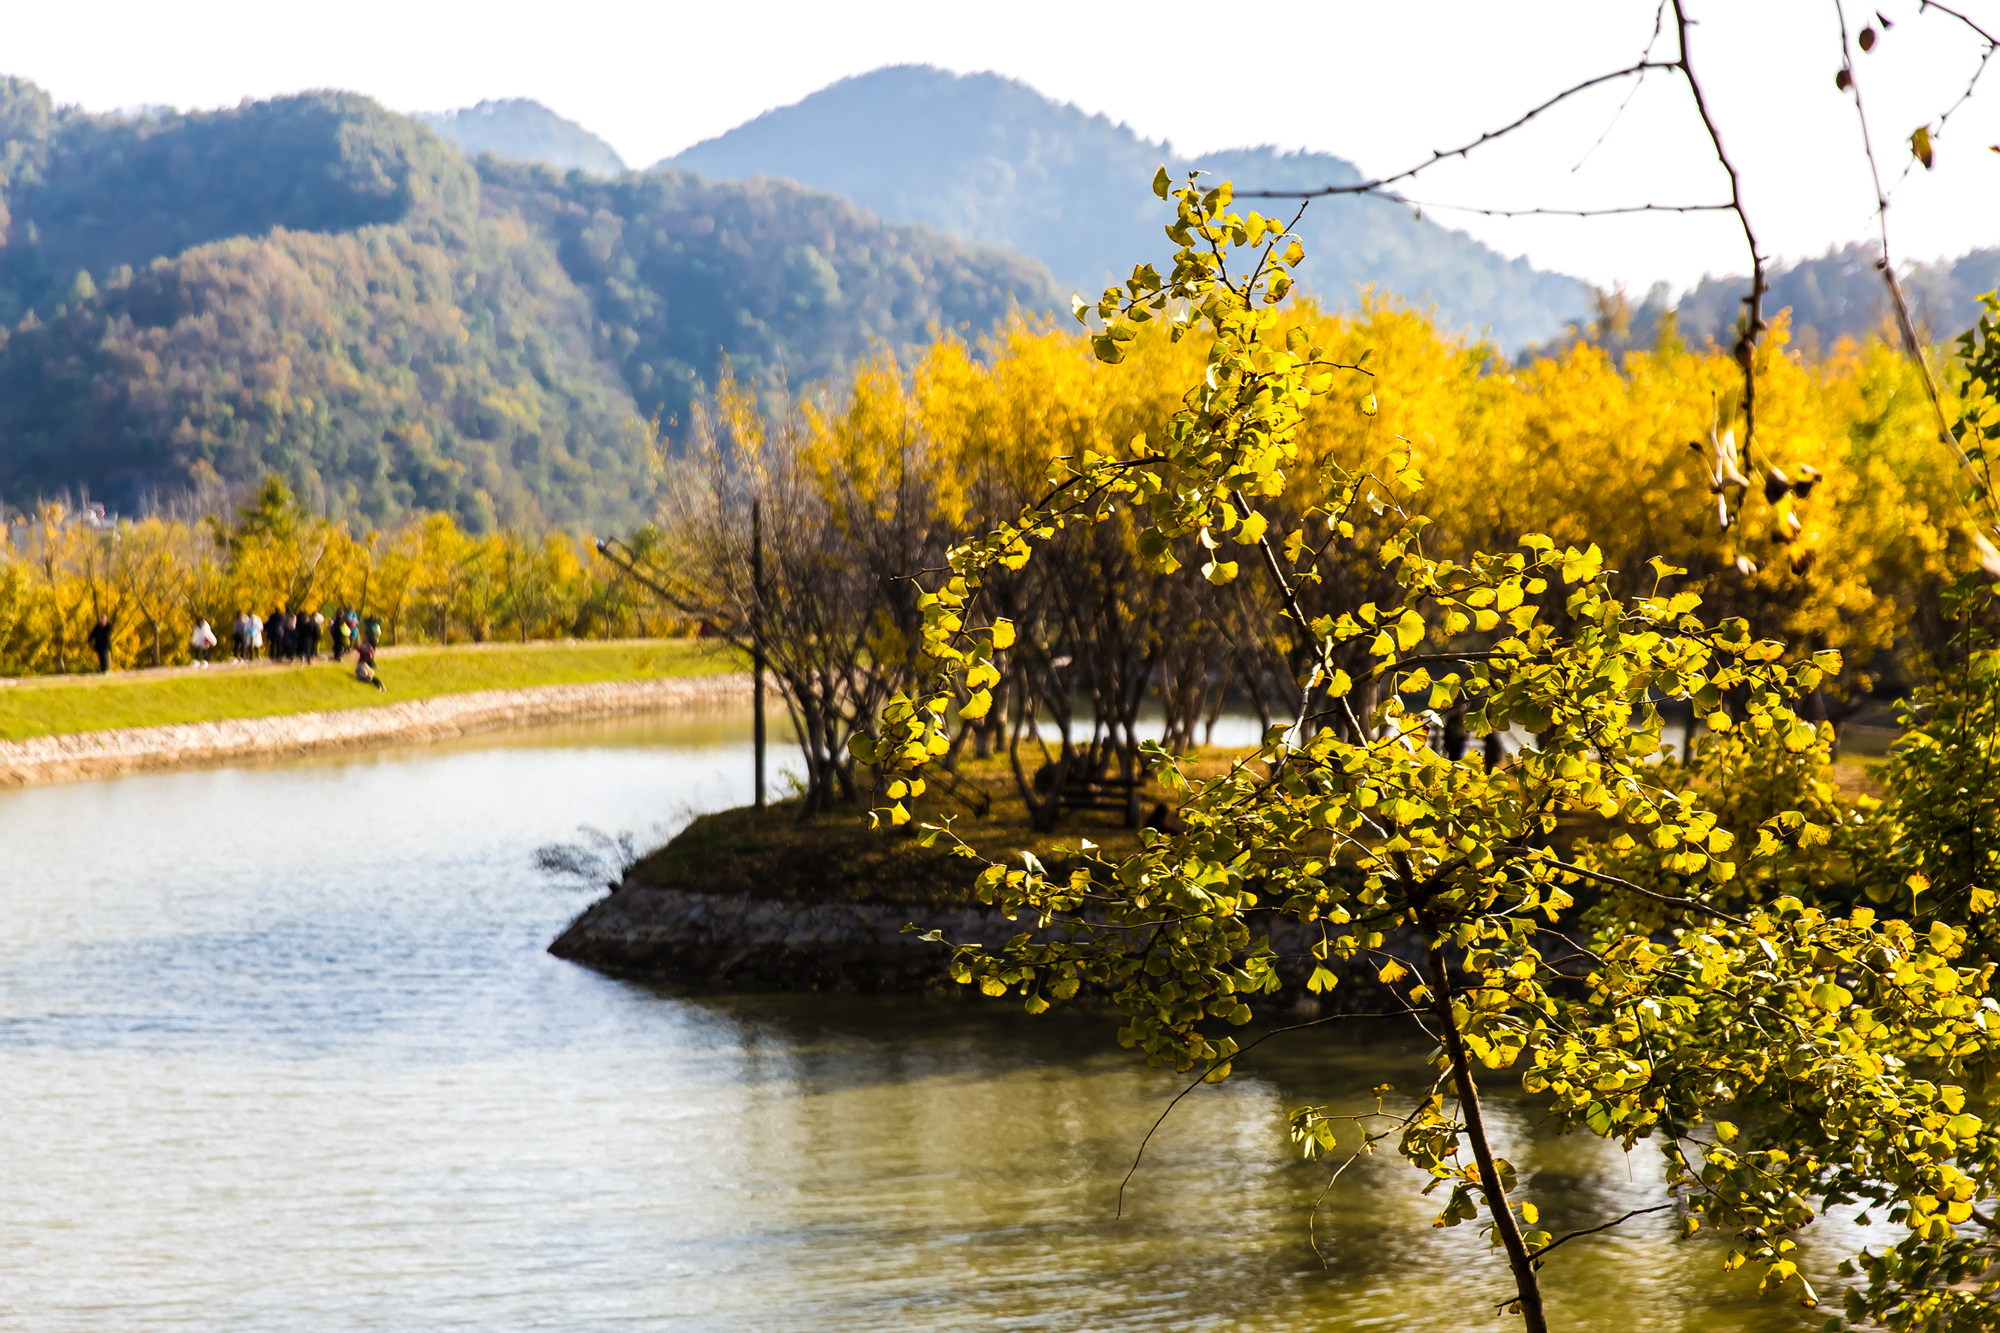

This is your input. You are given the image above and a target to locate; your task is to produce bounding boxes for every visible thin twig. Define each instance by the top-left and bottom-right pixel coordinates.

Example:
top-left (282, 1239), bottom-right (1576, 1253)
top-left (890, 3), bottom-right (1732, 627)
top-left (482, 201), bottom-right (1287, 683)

top-left (1672, 0), bottom-right (1768, 467)
top-left (1388, 196), bottom-right (1734, 220)
top-left (1885, 3), bottom-right (1999, 195)
top-left (1534, 1202), bottom-right (1677, 1262)
top-left (1834, 0), bottom-right (1982, 494)
top-left (1496, 846), bottom-right (1751, 926)
top-left (1238, 62), bottom-right (1680, 200)
top-left (1114, 1009), bottom-right (1408, 1217)
top-left (1572, 2), bottom-right (1672, 173)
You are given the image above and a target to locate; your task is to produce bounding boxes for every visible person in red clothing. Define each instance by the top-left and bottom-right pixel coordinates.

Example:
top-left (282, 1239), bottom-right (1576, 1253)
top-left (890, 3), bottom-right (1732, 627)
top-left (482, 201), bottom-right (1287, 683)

top-left (353, 635), bottom-right (386, 691)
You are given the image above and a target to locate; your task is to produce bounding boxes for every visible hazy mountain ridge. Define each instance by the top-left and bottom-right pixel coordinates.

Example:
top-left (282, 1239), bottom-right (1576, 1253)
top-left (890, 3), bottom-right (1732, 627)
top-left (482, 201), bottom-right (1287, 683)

top-left (414, 98), bottom-right (626, 177)
top-left (1674, 243), bottom-right (2000, 355)
top-left (667, 65), bottom-right (1596, 350)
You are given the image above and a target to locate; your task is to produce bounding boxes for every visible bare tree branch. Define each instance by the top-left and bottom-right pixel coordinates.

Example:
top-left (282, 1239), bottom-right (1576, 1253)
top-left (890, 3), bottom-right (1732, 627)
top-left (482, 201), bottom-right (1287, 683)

top-left (1389, 197), bottom-right (1735, 220)
top-left (1883, 1), bottom-right (2000, 196)
top-left (1114, 1009), bottom-right (1409, 1218)
top-left (1237, 61), bottom-right (1680, 201)
top-left (1833, 0), bottom-right (1988, 505)
top-left (1671, 0), bottom-right (1769, 466)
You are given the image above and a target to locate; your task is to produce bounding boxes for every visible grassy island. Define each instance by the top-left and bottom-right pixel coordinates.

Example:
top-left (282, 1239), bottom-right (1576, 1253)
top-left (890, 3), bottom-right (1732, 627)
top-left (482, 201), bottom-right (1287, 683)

top-left (620, 749), bottom-right (1250, 909)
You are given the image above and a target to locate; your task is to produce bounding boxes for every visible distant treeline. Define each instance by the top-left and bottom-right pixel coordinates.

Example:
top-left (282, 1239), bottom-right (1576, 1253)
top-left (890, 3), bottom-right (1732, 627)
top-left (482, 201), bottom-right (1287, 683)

top-left (0, 478), bottom-right (667, 677)
top-left (1570, 242), bottom-right (2000, 362)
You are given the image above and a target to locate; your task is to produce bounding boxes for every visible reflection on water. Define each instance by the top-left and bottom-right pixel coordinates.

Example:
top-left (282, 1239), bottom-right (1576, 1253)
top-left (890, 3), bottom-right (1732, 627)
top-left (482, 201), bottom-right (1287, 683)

top-left (1, 709), bottom-right (1852, 1330)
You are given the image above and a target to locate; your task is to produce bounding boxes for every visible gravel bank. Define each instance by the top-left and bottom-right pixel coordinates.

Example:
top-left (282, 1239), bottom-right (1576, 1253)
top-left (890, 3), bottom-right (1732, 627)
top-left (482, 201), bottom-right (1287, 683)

top-left (0, 673), bottom-right (751, 787)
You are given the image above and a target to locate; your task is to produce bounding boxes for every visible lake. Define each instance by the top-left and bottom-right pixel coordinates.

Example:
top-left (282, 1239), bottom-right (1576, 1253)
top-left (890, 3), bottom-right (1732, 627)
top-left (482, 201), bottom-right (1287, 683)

top-left (0, 709), bottom-right (1863, 1329)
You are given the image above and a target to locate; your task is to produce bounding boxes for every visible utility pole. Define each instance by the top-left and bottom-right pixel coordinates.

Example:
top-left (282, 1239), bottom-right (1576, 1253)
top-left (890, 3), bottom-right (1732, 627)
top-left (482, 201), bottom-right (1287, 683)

top-left (751, 499), bottom-right (767, 809)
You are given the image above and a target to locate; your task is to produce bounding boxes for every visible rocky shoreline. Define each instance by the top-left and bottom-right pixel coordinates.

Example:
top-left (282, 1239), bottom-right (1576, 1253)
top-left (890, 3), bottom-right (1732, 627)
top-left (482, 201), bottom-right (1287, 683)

top-left (0, 673), bottom-right (751, 787)
top-left (550, 875), bottom-right (1420, 1007)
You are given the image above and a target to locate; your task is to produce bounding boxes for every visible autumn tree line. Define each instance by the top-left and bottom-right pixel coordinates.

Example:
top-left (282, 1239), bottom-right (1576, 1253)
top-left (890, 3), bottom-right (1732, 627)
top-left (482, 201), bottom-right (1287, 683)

top-left (6, 293), bottom-right (1975, 770)
top-left (641, 298), bottom-right (1976, 821)
top-left (0, 476), bottom-right (664, 676)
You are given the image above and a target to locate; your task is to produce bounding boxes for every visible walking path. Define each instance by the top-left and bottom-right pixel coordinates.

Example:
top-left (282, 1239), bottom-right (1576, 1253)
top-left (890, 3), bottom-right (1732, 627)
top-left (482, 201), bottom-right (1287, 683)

top-left (0, 673), bottom-right (751, 788)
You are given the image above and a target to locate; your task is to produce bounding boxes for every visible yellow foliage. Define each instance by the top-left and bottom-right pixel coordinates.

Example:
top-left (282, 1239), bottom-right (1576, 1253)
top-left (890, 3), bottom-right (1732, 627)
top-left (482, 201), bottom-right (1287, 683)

top-left (794, 301), bottom-right (1962, 694)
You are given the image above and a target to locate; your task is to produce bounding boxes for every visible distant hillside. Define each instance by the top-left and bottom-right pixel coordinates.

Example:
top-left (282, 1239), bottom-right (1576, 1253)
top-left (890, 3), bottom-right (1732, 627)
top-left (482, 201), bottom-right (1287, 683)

top-left (667, 64), bottom-right (1592, 350)
top-left (1675, 243), bottom-right (2000, 355)
top-left (479, 161), bottom-right (1059, 417)
top-left (414, 98), bottom-right (625, 176)
top-left (0, 78), bottom-right (1055, 529)
top-left (0, 80), bottom-right (474, 329)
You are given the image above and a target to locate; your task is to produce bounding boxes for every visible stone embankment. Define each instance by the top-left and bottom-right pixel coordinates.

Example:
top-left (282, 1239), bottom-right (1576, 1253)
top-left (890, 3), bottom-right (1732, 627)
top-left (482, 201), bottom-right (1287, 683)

top-left (0, 674), bottom-right (751, 787)
top-left (550, 877), bottom-right (1421, 1006)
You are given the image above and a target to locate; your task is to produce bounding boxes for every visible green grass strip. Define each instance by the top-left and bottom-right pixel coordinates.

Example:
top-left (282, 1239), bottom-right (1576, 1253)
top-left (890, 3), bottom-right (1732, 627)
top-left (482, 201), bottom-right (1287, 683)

top-left (0, 641), bottom-right (742, 741)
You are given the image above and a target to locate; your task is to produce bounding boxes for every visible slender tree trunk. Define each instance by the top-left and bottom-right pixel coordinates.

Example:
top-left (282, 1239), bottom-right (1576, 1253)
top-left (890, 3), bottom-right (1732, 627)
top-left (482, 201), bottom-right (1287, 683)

top-left (752, 500), bottom-right (767, 809)
top-left (1424, 939), bottom-right (1549, 1333)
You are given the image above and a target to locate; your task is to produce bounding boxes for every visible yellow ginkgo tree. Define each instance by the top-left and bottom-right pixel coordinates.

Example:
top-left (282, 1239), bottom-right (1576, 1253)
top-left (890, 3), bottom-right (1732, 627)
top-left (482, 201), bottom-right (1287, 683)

top-left (855, 172), bottom-right (1998, 1332)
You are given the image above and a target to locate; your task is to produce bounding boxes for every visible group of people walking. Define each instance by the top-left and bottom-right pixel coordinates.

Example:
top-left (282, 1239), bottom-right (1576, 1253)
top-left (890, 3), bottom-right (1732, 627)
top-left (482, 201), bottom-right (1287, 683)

top-left (225, 609), bottom-right (328, 664)
top-left (174, 608), bottom-right (387, 689)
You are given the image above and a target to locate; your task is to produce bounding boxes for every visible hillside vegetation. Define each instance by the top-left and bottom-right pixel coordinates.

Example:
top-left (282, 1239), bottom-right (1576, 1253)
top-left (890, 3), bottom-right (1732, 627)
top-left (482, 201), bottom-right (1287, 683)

top-left (479, 160), bottom-right (1061, 416)
top-left (0, 78), bottom-right (1056, 528)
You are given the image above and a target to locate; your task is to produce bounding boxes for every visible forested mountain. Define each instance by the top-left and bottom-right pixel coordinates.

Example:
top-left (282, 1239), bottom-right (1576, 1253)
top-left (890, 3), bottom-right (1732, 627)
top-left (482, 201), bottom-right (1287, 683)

top-left (0, 78), bottom-right (1055, 529)
top-left (666, 64), bottom-right (1593, 350)
top-left (480, 161), bottom-right (1059, 414)
top-left (413, 98), bottom-right (625, 176)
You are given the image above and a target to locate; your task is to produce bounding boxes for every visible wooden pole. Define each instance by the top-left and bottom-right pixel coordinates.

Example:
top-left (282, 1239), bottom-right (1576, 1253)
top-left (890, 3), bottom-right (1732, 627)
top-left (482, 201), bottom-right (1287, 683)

top-left (752, 499), bottom-right (767, 809)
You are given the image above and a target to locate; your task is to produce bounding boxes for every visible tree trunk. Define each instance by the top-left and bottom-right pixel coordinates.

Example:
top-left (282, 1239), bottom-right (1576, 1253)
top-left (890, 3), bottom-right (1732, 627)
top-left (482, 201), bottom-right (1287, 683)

top-left (1424, 939), bottom-right (1549, 1333)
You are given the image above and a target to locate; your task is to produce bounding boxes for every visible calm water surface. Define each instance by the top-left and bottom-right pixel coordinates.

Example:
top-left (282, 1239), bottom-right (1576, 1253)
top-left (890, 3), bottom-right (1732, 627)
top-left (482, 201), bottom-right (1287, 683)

top-left (1, 710), bottom-right (1867, 1330)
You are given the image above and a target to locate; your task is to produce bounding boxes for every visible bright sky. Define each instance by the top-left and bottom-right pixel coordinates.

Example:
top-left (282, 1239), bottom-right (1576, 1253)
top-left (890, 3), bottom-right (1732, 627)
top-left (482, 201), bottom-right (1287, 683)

top-left (11, 0), bottom-right (1999, 293)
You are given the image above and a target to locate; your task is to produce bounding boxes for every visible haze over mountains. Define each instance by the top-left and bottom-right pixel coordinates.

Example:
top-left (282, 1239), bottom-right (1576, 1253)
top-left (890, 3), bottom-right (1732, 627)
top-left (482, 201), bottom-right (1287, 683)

top-left (667, 66), bottom-right (1592, 352)
top-left (414, 99), bottom-right (626, 177)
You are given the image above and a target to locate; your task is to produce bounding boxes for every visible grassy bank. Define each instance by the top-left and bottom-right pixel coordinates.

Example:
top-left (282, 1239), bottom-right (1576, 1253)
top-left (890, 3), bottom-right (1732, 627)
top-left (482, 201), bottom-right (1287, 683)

top-left (0, 640), bottom-right (741, 741)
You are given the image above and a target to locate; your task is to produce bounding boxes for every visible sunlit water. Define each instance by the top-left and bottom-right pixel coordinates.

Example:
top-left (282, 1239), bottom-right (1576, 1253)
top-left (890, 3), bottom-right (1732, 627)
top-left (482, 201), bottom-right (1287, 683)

top-left (0, 709), bottom-right (1875, 1330)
